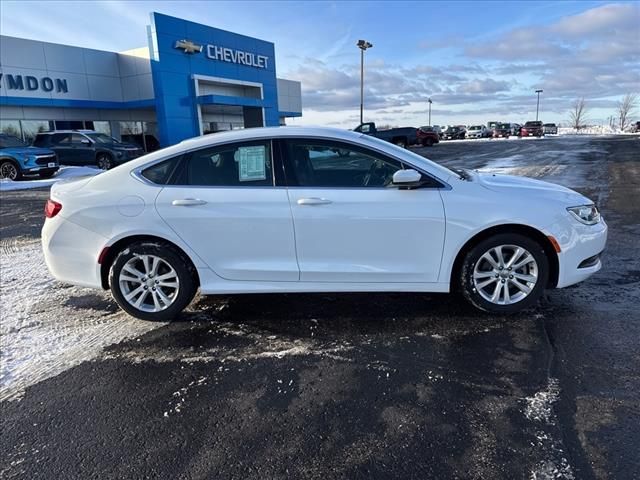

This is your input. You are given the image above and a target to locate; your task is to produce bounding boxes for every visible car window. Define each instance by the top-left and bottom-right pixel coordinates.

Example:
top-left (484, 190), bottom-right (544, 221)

top-left (173, 140), bottom-right (273, 187)
top-left (284, 139), bottom-right (404, 188)
top-left (70, 133), bottom-right (88, 144)
top-left (51, 133), bottom-right (71, 145)
top-left (140, 156), bottom-right (182, 185)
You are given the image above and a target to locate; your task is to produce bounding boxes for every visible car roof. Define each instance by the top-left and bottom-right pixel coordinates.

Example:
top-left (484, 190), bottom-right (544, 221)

top-left (37, 130), bottom-right (96, 134)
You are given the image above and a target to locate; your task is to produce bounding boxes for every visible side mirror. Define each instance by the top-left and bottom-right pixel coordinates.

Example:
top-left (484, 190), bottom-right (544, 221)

top-left (392, 169), bottom-right (422, 187)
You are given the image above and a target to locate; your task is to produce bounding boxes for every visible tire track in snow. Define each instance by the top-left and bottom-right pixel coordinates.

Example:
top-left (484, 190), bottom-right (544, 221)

top-left (0, 239), bottom-right (163, 402)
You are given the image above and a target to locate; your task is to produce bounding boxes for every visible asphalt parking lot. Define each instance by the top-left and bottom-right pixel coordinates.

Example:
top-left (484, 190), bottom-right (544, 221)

top-left (1, 135), bottom-right (639, 479)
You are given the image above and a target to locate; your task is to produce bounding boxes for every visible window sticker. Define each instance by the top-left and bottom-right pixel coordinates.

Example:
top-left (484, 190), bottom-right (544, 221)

top-left (237, 145), bottom-right (267, 181)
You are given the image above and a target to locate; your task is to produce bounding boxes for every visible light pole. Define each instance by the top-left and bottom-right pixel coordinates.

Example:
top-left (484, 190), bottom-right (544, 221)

top-left (535, 89), bottom-right (543, 121)
top-left (428, 98), bottom-right (432, 125)
top-left (357, 39), bottom-right (373, 125)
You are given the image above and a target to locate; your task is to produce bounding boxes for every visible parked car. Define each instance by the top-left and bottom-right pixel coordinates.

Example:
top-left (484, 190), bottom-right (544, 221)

top-left (543, 123), bottom-right (558, 135)
top-left (33, 130), bottom-right (143, 169)
top-left (416, 126), bottom-right (440, 146)
top-left (493, 123), bottom-right (511, 138)
top-left (432, 125), bottom-right (445, 139)
top-left (466, 125), bottom-right (491, 139)
top-left (42, 126), bottom-right (607, 321)
top-left (631, 121), bottom-right (640, 133)
top-left (443, 126), bottom-right (466, 140)
top-left (519, 121), bottom-right (544, 137)
top-left (121, 134), bottom-right (161, 152)
top-left (354, 122), bottom-right (417, 148)
top-left (510, 123), bottom-right (522, 136)
top-left (0, 133), bottom-right (58, 180)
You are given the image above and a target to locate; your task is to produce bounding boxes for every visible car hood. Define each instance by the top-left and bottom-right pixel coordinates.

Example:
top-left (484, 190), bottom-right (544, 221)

top-left (1, 146), bottom-right (55, 156)
top-left (474, 171), bottom-right (591, 205)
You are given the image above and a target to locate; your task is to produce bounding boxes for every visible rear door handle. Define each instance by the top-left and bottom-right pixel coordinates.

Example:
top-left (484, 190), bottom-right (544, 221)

top-left (172, 198), bottom-right (207, 206)
top-left (297, 197), bottom-right (332, 206)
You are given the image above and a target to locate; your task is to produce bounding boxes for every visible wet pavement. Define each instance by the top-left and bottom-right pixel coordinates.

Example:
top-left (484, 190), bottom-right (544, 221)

top-left (1, 135), bottom-right (639, 479)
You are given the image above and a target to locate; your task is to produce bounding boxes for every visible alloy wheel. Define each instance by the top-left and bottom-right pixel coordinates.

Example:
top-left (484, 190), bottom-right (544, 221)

top-left (0, 162), bottom-right (18, 180)
top-left (118, 254), bottom-right (180, 312)
top-left (472, 244), bottom-right (539, 305)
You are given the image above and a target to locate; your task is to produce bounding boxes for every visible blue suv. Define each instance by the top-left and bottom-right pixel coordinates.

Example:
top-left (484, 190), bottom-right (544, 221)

top-left (0, 134), bottom-right (59, 180)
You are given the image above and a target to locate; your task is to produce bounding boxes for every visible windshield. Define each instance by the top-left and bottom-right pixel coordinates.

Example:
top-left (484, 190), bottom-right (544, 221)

top-left (469, 126), bottom-right (482, 130)
top-left (0, 135), bottom-right (28, 148)
top-left (86, 133), bottom-right (119, 144)
top-left (497, 123), bottom-right (510, 129)
top-left (525, 121), bottom-right (542, 127)
top-left (445, 127), bottom-right (458, 132)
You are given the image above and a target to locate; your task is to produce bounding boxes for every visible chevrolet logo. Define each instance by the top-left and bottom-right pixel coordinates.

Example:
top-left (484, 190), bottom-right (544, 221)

top-left (174, 39), bottom-right (203, 54)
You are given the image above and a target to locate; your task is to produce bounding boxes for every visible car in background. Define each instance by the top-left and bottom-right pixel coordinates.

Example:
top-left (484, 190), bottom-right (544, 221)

top-left (543, 123), bottom-right (558, 135)
top-left (631, 121), bottom-right (640, 133)
top-left (443, 126), bottom-right (466, 140)
top-left (510, 123), bottom-right (522, 136)
top-left (416, 126), bottom-right (440, 146)
top-left (466, 125), bottom-right (491, 139)
top-left (432, 125), bottom-right (445, 139)
top-left (354, 122), bottom-right (417, 148)
top-left (0, 133), bottom-right (58, 180)
top-left (519, 121), bottom-right (544, 138)
top-left (42, 126), bottom-right (608, 321)
top-left (121, 134), bottom-right (161, 152)
top-left (33, 130), bottom-right (143, 170)
top-left (493, 123), bottom-right (512, 138)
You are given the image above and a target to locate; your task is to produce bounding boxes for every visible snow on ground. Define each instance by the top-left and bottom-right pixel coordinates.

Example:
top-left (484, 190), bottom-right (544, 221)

top-left (0, 166), bottom-right (100, 192)
top-left (0, 238), bottom-right (162, 401)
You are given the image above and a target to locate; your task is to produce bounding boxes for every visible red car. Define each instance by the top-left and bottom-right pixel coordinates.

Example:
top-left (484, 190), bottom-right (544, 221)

top-left (519, 121), bottom-right (544, 137)
top-left (416, 126), bottom-right (440, 147)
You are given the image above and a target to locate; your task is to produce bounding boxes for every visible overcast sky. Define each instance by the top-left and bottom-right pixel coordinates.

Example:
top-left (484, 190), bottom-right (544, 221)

top-left (2, 1), bottom-right (638, 127)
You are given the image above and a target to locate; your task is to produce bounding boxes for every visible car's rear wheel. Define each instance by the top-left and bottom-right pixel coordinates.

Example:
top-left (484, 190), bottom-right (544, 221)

top-left (0, 160), bottom-right (21, 180)
top-left (109, 242), bottom-right (197, 321)
top-left (97, 153), bottom-right (114, 170)
top-left (459, 233), bottom-right (549, 314)
top-left (394, 139), bottom-right (407, 148)
top-left (422, 138), bottom-right (434, 147)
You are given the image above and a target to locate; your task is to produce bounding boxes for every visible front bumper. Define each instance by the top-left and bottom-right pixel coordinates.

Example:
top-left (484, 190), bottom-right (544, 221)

top-left (554, 218), bottom-right (608, 288)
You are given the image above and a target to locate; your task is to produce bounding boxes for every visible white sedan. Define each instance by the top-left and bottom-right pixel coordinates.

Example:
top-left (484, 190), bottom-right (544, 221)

top-left (42, 127), bottom-right (607, 321)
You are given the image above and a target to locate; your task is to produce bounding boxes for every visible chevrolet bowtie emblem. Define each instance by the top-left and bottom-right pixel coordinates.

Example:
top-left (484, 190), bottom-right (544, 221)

top-left (174, 39), bottom-right (203, 54)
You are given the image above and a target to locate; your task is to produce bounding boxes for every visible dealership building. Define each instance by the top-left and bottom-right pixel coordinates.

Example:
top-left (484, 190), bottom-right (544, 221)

top-left (0, 12), bottom-right (302, 149)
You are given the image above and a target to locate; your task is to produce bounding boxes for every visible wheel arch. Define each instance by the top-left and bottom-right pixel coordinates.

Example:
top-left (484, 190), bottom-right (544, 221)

top-left (0, 156), bottom-right (21, 168)
top-left (100, 234), bottom-right (201, 290)
top-left (448, 223), bottom-right (559, 291)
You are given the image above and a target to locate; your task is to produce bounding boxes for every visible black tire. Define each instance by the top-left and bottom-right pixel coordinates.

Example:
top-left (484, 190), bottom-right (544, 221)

top-left (39, 171), bottom-right (56, 179)
top-left (109, 241), bottom-right (197, 321)
top-left (394, 139), bottom-right (407, 148)
top-left (96, 153), bottom-right (114, 170)
top-left (0, 160), bottom-right (22, 180)
top-left (459, 233), bottom-right (549, 314)
top-left (422, 138), bottom-right (434, 147)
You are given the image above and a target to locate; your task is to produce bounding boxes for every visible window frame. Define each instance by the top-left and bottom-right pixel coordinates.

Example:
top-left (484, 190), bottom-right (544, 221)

top-left (163, 139), bottom-right (277, 188)
top-left (278, 138), bottom-right (444, 190)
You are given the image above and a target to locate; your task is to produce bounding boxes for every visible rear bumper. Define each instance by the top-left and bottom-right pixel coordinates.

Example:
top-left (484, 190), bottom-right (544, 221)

top-left (42, 215), bottom-right (106, 289)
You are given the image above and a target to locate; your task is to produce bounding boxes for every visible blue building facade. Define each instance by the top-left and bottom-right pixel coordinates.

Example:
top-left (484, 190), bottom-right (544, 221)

top-left (0, 12), bottom-right (302, 149)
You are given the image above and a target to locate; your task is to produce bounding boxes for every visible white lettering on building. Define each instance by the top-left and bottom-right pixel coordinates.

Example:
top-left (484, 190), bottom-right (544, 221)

top-left (206, 45), bottom-right (268, 69)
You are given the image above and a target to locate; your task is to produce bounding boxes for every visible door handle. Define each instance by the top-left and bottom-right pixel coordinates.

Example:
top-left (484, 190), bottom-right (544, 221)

top-left (172, 198), bottom-right (207, 206)
top-left (297, 197), bottom-right (332, 206)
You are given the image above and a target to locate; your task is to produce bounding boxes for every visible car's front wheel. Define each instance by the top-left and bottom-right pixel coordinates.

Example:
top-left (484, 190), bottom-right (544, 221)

top-left (0, 160), bottom-right (21, 180)
top-left (109, 242), bottom-right (197, 321)
top-left (459, 233), bottom-right (549, 314)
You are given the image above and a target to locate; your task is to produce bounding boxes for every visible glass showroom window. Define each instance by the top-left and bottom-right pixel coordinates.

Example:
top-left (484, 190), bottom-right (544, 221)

top-left (0, 120), bottom-right (22, 139)
top-left (92, 121), bottom-right (111, 136)
top-left (21, 121), bottom-right (52, 144)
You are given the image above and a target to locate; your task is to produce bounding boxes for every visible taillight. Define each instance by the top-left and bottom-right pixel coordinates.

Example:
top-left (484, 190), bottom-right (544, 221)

top-left (45, 199), bottom-right (62, 218)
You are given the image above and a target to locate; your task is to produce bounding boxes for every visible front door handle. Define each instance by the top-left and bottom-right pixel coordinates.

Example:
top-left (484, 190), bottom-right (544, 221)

top-left (297, 197), bottom-right (332, 206)
top-left (172, 198), bottom-right (207, 206)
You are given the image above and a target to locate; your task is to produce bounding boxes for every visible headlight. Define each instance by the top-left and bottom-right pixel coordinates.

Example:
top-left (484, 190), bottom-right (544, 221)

top-left (567, 205), bottom-right (600, 225)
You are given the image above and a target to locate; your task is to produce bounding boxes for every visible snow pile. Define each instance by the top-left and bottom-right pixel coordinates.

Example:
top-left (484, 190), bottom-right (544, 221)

top-left (0, 166), bottom-right (100, 192)
top-left (557, 126), bottom-right (640, 136)
top-left (525, 378), bottom-right (560, 423)
top-left (0, 239), bottom-right (161, 401)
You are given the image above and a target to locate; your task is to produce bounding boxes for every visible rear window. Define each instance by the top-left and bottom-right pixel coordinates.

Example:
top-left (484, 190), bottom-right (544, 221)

top-left (525, 121), bottom-right (542, 127)
top-left (140, 156), bottom-right (182, 185)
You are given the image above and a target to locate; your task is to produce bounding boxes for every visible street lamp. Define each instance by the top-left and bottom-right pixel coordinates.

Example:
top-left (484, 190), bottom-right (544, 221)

top-left (357, 39), bottom-right (373, 125)
top-left (535, 89), bottom-right (543, 121)
top-left (428, 98), bottom-right (433, 126)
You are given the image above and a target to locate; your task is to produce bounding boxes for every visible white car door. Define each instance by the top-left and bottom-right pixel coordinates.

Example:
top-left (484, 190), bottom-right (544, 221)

top-left (282, 139), bottom-right (446, 283)
top-left (154, 139), bottom-right (299, 282)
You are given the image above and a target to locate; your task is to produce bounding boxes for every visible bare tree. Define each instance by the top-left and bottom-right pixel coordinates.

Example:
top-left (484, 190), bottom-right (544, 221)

top-left (569, 97), bottom-right (588, 131)
top-left (617, 93), bottom-right (638, 131)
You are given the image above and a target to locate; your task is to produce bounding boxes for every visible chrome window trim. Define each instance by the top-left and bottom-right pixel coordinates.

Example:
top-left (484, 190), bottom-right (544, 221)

top-left (131, 134), bottom-right (452, 190)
